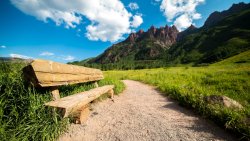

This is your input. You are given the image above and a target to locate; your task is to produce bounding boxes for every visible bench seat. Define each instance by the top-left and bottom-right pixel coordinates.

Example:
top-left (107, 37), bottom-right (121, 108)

top-left (45, 85), bottom-right (114, 118)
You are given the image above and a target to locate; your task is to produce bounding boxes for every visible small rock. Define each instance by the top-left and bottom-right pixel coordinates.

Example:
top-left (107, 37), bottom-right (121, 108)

top-left (204, 95), bottom-right (243, 109)
top-left (91, 112), bottom-right (98, 117)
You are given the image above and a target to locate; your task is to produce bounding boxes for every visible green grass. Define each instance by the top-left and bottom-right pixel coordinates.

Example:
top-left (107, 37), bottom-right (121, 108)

top-left (0, 61), bottom-right (125, 141)
top-left (1, 51), bottom-right (250, 140)
top-left (104, 61), bottom-right (250, 139)
top-left (212, 50), bottom-right (250, 66)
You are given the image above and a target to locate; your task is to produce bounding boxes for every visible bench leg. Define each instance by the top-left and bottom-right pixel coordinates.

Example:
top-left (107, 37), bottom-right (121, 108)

top-left (108, 89), bottom-right (114, 101)
top-left (74, 105), bottom-right (90, 124)
top-left (94, 81), bottom-right (99, 88)
top-left (50, 87), bottom-right (60, 101)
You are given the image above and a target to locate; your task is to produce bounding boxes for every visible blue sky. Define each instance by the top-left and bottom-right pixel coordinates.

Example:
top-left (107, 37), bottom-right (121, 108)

top-left (0, 0), bottom-right (249, 63)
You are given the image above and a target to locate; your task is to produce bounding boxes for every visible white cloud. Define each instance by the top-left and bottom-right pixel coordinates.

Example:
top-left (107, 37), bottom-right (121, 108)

top-left (160, 0), bottom-right (204, 31)
top-left (62, 55), bottom-right (75, 61)
top-left (10, 53), bottom-right (33, 59)
top-left (151, 0), bottom-right (161, 6)
top-left (192, 13), bottom-right (202, 19)
top-left (131, 15), bottom-right (143, 28)
top-left (174, 14), bottom-right (192, 30)
top-left (1, 45), bottom-right (6, 48)
top-left (128, 2), bottom-right (139, 10)
top-left (40, 51), bottom-right (54, 56)
top-left (11, 0), bottom-right (143, 42)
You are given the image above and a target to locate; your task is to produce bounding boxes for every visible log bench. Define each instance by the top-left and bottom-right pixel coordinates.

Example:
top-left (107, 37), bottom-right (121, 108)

top-left (23, 59), bottom-right (114, 124)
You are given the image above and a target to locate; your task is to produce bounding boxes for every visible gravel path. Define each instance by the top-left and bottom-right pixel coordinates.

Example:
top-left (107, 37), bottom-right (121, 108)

top-left (59, 80), bottom-right (235, 141)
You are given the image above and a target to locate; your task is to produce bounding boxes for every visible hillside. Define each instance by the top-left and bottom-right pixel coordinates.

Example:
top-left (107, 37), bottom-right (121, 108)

top-left (203, 2), bottom-right (250, 28)
top-left (212, 50), bottom-right (250, 66)
top-left (71, 2), bottom-right (250, 70)
top-left (168, 7), bottom-right (250, 65)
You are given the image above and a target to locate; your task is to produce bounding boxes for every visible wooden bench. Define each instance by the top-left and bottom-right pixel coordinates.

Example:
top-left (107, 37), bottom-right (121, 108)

top-left (23, 59), bottom-right (114, 124)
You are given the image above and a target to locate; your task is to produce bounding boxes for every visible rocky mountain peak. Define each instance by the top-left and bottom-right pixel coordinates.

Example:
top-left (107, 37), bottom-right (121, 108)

top-left (171, 25), bottom-right (178, 31)
top-left (188, 24), bottom-right (197, 30)
top-left (125, 25), bottom-right (179, 45)
top-left (127, 33), bottom-right (137, 42)
top-left (126, 24), bottom-right (179, 44)
top-left (137, 29), bottom-right (144, 36)
top-left (177, 24), bottom-right (198, 41)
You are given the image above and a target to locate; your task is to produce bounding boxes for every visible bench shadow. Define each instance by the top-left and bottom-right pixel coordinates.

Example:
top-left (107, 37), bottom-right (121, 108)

top-left (162, 101), bottom-right (195, 117)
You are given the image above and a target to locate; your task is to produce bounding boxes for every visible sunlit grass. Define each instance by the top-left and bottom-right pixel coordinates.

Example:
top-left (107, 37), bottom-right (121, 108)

top-left (104, 64), bottom-right (250, 139)
top-left (1, 51), bottom-right (249, 140)
top-left (0, 62), bottom-right (125, 141)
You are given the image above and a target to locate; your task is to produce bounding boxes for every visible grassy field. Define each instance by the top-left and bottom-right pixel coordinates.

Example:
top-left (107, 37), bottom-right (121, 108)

top-left (0, 62), bottom-right (124, 141)
top-left (104, 51), bottom-right (250, 139)
top-left (0, 51), bottom-right (249, 140)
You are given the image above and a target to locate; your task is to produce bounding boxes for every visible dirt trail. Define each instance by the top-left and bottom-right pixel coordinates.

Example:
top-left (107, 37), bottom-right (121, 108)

top-left (59, 80), bottom-right (235, 141)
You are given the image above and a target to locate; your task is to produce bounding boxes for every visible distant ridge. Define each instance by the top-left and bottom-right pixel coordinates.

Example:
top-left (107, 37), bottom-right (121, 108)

top-left (0, 57), bottom-right (33, 63)
top-left (203, 2), bottom-right (250, 28)
top-left (70, 2), bottom-right (250, 70)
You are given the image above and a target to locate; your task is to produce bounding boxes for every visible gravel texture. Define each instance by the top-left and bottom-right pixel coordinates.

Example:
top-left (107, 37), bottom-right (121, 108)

top-left (59, 80), bottom-right (235, 141)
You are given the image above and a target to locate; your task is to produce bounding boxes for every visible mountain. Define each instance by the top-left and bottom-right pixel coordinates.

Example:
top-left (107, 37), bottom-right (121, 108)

top-left (0, 57), bottom-right (33, 63)
top-left (89, 25), bottom-right (179, 64)
top-left (203, 2), bottom-right (250, 28)
top-left (177, 24), bottom-right (198, 41)
top-left (168, 3), bottom-right (250, 64)
top-left (71, 2), bottom-right (250, 70)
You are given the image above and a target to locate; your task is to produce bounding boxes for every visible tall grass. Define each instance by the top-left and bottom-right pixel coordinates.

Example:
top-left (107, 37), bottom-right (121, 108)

top-left (1, 55), bottom-right (249, 140)
top-left (0, 62), bottom-right (125, 141)
top-left (104, 64), bottom-right (250, 139)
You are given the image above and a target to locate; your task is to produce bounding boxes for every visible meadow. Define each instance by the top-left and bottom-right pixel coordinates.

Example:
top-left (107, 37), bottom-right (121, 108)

top-left (104, 51), bottom-right (250, 139)
top-left (0, 50), bottom-right (249, 140)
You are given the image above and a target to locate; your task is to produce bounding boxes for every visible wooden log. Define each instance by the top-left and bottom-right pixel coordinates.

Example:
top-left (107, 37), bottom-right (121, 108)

top-left (50, 87), bottom-right (60, 100)
top-left (23, 59), bottom-right (104, 87)
top-left (34, 72), bottom-right (103, 87)
top-left (45, 85), bottom-right (114, 117)
top-left (94, 82), bottom-right (99, 88)
top-left (30, 59), bottom-right (102, 75)
top-left (108, 89), bottom-right (114, 100)
top-left (74, 105), bottom-right (90, 124)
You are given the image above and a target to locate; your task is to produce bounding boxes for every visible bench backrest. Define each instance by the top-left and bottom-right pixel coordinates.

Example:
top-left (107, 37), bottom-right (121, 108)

top-left (23, 59), bottom-right (103, 87)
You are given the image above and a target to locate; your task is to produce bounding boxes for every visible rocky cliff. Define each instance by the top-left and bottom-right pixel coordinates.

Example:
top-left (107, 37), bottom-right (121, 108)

top-left (90, 25), bottom-right (179, 64)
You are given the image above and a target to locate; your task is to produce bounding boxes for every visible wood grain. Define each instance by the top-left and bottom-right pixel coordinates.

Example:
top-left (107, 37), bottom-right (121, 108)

top-left (23, 59), bottom-right (104, 87)
top-left (45, 85), bottom-right (114, 117)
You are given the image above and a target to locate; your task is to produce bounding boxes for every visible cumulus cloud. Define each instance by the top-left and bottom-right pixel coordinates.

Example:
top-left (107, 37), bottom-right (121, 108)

top-left (128, 2), bottom-right (139, 10)
top-left (0, 45), bottom-right (6, 48)
top-left (10, 53), bottom-right (33, 59)
top-left (174, 14), bottom-right (192, 30)
top-left (11, 0), bottom-right (143, 42)
top-left (40, 51), bottom-right (54, 56)
top-left (160, 0), bottom-right (205, 31)
top-left (62, 55), bottom-right (75, 61)
top-left (131, 15), bottom-right (143, 28)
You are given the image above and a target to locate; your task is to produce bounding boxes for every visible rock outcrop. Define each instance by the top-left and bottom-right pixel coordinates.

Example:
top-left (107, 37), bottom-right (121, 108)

top-left (204, 95), bottom-right (243, 109)
top-left (91, 25), bottom-right (179, 63)
top-left (126, 25), bottom-right (179, 47)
